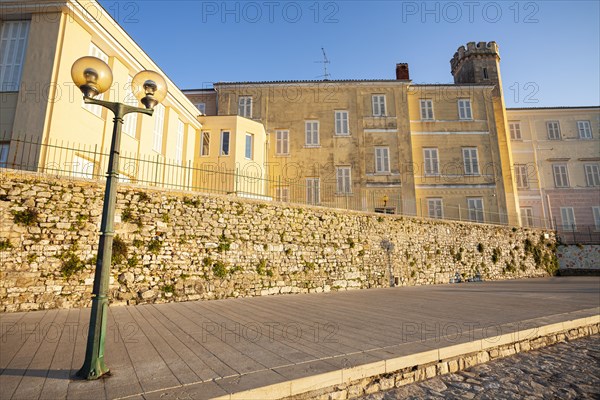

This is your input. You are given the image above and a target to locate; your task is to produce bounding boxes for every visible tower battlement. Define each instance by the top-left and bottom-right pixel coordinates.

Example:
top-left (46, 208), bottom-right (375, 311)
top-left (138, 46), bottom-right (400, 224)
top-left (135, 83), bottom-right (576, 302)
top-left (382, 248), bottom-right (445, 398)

top-left (450, 41), bottom-right (500, 75)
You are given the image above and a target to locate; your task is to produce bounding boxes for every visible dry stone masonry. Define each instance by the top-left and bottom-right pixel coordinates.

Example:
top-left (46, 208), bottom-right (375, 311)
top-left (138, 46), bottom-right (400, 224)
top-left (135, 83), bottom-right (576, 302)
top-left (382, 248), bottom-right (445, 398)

top-left (0, 170), bottom-right (559, 313)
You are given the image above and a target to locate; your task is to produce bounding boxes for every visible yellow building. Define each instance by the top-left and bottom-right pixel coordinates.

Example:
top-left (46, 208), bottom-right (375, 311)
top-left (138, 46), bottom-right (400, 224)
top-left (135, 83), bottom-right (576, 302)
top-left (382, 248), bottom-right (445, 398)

top-left (506, 106), bottom-right (600, 241)
top-left (187, 42), bottom-right (520, 225)
top-left (0, 0), bottom-right (202, 189)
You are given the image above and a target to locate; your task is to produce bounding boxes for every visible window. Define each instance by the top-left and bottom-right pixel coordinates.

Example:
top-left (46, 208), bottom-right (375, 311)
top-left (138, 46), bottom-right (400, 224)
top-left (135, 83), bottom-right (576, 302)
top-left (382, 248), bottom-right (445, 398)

top-left (84, 43), bottom-right (109, 117)
top-left (483, 67), bottom-right (489, 80)
top-left (585, 164), bottom-right (600, 187)
top-left (427, 198), bottom-right (443, 219)
top-left (152, 103), bottom-right (165, 153)
top-left (375, 147), bottom-right (390, 174)
top-left (276, 187), bottom-right (290, 203)
top-left (546, 121), bottom-right (561, 140)
top-left (335, 111), bottom-right (349, 136)
top-left (305, 121), bottom-right (319, 146)
top-left (220, 131), bottom-right (230, 156)
top-left (467, 198), bottom-right (484, 223)
top-left (458, 99), bottom-right (472, 120)
top-left (514, 164), bottom-right (529, 189)
top-left (195, 103), bottom-right (206, 114)
top-left (201, 132), bottom-right (210, 156)
top-left (372, 95), bottom-right (386, 116)
top-left (521, 207), bottom-right (534, 227)
top-left (71, 155), bottom-right (94, 179)
top-left (560, 207), bottom-right (576, 231)
top-left (238, 96), bottom-right (252, 118)
top-left (593, 207), bottom-right (600, 231)
top-left (306, 178), bottom-right (320, 205)
top-left (577, 121), bottom-right (592, 139)
top-left (509, 122), bottom-right (522, 140)
top-left (0, 20), bottom-right (30, 91)
top-left (276, 130), bottom-right (289, 155)
top-left (122, 76), bottom-right (138, 138)
top-left (175, 120), bottom-right (184, 163)
top-left (336, 167), bottom-right (352, 194)
top-left (462, 148), bottom-right (479, 175)
top-left (420, 99), bottom-right (434, 120)
top-left (552, 164), bottom-right (569, 188)
top-left (423, 148), bottom-right (439, 176)
top-left (0, 142), bottom-right (9, 167)
top-left (245, 133), bottom-right (253, 159)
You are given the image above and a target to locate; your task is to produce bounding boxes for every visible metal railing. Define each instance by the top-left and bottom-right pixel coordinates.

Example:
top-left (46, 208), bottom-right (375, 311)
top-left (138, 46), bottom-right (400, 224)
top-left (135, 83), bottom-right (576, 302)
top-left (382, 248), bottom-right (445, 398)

top-left (555, 225), bottom-right (600, 245)
top-left (0, 136), bottom-right (555, 228)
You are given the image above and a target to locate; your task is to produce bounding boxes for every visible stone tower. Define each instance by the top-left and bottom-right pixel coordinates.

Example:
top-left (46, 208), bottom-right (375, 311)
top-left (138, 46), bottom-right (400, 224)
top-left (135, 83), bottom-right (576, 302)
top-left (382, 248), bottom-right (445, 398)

top-left (450, 41), bottom-right (502, 97)
top-left (451, 41), bottom-right (521, 226)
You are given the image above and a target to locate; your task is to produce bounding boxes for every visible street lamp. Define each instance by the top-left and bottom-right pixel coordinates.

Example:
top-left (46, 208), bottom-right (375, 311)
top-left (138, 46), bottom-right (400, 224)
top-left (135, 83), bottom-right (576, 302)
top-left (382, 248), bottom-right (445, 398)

top-left (71, 56), bottom-right (167, 380)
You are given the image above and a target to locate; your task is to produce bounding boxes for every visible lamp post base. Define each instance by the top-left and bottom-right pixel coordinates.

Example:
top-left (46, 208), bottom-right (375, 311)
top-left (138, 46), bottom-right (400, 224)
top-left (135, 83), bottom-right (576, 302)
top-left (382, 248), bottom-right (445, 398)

top-left (76, 359), bottom-right (110, 380)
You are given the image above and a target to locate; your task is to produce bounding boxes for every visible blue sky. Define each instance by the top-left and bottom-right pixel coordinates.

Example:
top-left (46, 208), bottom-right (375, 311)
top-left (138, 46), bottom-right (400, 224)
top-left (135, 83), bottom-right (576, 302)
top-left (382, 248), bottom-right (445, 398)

top-left (98, 1), bottom-right (600, 107)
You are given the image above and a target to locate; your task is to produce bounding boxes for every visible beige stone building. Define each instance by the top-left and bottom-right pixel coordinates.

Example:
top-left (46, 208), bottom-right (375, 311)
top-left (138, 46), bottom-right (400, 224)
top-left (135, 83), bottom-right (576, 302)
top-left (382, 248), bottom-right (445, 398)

top-left (506, 106), bottom-right (600, 241)
top-left (186, 42), bottom-right (521, 225)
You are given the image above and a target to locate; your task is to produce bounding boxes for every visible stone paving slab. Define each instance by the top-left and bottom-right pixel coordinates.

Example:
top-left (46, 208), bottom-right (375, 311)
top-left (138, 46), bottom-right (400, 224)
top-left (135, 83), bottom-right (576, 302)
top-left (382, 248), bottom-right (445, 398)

top-left (0, 277), bottom-right (599, 400)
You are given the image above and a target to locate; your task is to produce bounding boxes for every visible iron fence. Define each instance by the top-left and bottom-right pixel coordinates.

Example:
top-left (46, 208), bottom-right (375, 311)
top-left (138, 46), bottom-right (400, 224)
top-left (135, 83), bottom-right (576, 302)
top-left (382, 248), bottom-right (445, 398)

top-left (0, 136), bottom-right (558, 229)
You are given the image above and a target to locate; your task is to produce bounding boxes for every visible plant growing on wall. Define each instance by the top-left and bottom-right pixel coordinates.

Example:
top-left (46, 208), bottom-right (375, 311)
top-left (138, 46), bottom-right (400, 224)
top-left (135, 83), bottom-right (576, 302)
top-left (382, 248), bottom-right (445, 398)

top-left (12, 207), bottom-right (39, 226)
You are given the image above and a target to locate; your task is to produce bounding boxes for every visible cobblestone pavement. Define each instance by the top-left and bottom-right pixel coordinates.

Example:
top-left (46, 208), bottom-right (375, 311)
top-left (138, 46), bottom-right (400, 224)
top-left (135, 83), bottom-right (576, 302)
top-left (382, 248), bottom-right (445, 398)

top-left (363, 335), bottom-right (600, 400)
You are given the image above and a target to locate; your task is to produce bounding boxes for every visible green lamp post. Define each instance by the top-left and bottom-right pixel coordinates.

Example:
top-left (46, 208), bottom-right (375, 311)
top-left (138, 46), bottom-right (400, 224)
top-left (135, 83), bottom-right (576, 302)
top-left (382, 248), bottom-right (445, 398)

top-left (71, 56), bottom-right (167, 380)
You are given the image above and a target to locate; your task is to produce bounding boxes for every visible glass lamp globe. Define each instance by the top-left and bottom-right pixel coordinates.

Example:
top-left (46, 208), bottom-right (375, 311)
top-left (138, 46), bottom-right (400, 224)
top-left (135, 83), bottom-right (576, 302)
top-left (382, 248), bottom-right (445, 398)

top-left (71, 56), bottom-right (113, 98)
top-left (131, 70), bottom-right (167, 109)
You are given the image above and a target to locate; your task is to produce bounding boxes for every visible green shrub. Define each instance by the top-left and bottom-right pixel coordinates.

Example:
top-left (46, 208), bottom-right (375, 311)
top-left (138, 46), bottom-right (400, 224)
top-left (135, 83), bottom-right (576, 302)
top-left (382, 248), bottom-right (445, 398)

top-left (162, 284), bottom-right (175, 294)
top-left (491, 247), bottom-right (501, 264)
top-left (121, 208), bottom-right (142, 227)
top-left (137, 192), bottom-right (151, 202)
top-left (212, 261), bottom-right (228, 278)
top-left (147, 239), bottom-right (161, 255)
top-left (12, 208), bottom-right (39, 226)
top-left (217, 234), bottom-right (231, 252)
top-left (112, 236), bottom-right (128, 265)
top-left (477, 243), bottom-right (484, 253)
top-left (256, 259), bottom-right (268, 275)
top-left (0, 239), bottom-right (12, 251)
top-left (59, 249), bottom-right (85, 278)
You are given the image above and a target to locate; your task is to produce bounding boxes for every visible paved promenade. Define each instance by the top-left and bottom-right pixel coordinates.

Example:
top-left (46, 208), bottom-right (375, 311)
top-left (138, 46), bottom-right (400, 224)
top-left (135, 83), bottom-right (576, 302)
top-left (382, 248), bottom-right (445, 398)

top-left (1, 277), bottom-right (599, 400)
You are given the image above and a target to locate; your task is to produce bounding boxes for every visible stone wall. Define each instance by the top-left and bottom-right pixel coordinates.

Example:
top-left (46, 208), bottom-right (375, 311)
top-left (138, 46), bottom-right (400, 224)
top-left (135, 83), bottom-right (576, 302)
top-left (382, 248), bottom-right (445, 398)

top-left (0, 170), bottom-right (558, 313)
top-left (557, 245), bottom-right (600, 272)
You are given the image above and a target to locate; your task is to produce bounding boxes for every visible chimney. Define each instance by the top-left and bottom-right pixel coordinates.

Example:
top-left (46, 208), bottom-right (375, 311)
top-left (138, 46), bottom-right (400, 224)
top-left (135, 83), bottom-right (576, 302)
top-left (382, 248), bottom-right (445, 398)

top-left (396, 63), bottom-right (409, 80)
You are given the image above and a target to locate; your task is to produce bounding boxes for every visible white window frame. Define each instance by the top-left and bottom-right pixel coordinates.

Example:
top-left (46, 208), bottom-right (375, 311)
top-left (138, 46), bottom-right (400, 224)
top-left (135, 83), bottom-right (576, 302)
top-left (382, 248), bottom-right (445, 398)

top-left (122, 76), bottom-right (138, 138)
top-left (509, 122), bottom-right (522, 140)
top-left (560, 207), bottom-right (576, 231)
top-left (420, 99), bottom-right (434, 120)
top-left (577, 120), bottom-right (592, 139)
top-left (584, 164), bottom-right (600, 187)
top-left (175, 120), bottom-right (184, 163)
top-left (306, 178), bottom-right (320, 205)
top-left (201, 131), bottom-right (210, 156)
top-left (552, 164), bottom-right (569, 188)
top-left (467, 198), bottom-right (484, 223)
top-left (335, 111), bottom-right (349, 136)
top-left (546, 121), bottom-right (561, 140)
top-left (372, 95), bottom-right (386, 116)
top-left (305, 120), bottom-right (320, 147)
top-left (220, 131), bottom-right (230, 156)
top-left (336, 167), bottom-right (352, 194)
top-left (275, 130), bottom-right (289, 155)
top-left (0, 142), bottom-right (10, 167)
top-left (521, 207), bottom-right (534, 227)
top-left (152, 103), bottom-right (165, 153)
top-left (462, 147), bottom-right (480, 175)
top-left (195, 103), bottom-right (206, 114)
top-left (458, 99), bottom-right (472, 120)
top-left (245, 133), bottom-right (253, 160)
top-left (0, 20), bottom-right (30, 91)
top-left (375, 147), bottom-right (390, 174)
top-left (427, 198), bottom-right (443, 219)
top-left (238, 96), bottom-right (252, 118)
top-left (593, 207), bottom-right (600, 231)
top-left (514, 164), bottom-right (529, 189)
top-left (84, 43), bottom-right (109, 117)
top-left (423, 148), bottom-right (439, 176)
top-left (276, 186), bottom-right (290, 203)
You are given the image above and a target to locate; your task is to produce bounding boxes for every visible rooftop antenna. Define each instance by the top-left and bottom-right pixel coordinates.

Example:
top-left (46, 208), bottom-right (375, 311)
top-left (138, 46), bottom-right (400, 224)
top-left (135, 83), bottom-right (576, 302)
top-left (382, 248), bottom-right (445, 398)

top-left (314, 47), bottom-right (331, 80)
